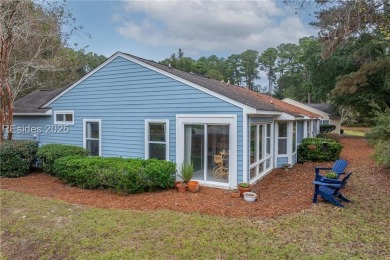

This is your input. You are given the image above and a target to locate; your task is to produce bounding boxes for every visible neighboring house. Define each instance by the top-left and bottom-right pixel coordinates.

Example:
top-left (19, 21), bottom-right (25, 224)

top-left (10, 52), bottom-right (320, 189)
top-left (282, 98), bottom-right (342, 134)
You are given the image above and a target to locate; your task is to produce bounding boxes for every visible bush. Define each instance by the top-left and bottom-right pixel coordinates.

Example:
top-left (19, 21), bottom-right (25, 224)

top-left (298, 138), bottom-right (343, 162)
top-left (53, 156), bottom-right (176, 194)
top-left (366, 111), bottom-right (390, 169)
top-left (0, 140), bottom-right (39, 177)
top-left (37, 144), bottom-right (88, 175)
top-left (320, 124), bottom-right (336, 133)
top-left (316, 133), bottom-right (342, 142)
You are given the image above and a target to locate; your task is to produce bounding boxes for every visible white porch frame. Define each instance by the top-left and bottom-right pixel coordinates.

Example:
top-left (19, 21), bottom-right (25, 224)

top-left (176, 114), bottom-right (237, 189)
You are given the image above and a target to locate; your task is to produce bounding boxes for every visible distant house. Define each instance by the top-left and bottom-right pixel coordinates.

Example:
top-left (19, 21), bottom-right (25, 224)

top-left (282, 98), bottom-right (341, 134)
top-left (11, 52), bottom-right (320, 189)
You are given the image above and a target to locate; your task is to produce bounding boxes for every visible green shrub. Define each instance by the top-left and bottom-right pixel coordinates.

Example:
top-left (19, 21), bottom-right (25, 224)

top-left (320, 125), bottom-right (336, 133)
top-left (0, 140), bottom-right (38, 177)
top-left (53, 156), bottom-right (176, 194)
top-left (37, 144), bottom-right (88, 175)
top-left (372, 141), bottom-right (390, 168)
top-left (298, 138), bottom-right (343, 162)
top-left (366, 111), bottom-right (390, 169)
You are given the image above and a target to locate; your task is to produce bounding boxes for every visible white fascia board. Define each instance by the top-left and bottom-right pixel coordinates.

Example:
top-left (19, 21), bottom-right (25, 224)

top-left (283, 98), bottom-right (330, 118)
top-left (254, 110), bottom-right (281, 115)
top-left (120, 54), bottom-right (257, 113)
top-left (42, 52), bottom-right (123, 107)
top-left (13, 109), bottom-right (52, 116)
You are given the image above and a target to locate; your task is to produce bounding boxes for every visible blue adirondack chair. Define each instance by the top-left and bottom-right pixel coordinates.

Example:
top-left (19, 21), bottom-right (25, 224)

top-left (313, 172), bottom-right (352, 207)
top-left (314, 159), bottom-right (348, 182)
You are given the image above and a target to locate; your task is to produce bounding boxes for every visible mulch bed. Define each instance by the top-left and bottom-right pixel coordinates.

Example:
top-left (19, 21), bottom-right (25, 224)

top-left (0, 136), bottom-right (386, 219)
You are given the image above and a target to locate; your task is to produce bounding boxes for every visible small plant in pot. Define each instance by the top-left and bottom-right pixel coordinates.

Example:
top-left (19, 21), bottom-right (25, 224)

top-left (231, 189), bottom-right (240, 198)
top-left (325, 171), bottom-right (338, 179)
top-left (237, 182), bottom-right (252, 195)
top-left (177, 162), bottom-right (197, 192)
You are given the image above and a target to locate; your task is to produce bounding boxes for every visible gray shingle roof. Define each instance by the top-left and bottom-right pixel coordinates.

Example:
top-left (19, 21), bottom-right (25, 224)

top-left (14, 88), bottom-right (66, 114)
top-left (122, 52), bottom-right (281, 112)
top-left (304, 103), bottom-right (340, 118)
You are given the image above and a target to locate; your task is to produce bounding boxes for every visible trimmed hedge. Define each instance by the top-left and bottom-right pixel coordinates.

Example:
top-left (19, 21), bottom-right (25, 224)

top-left (0, 140), bottom-right (39, 177)
top-left (298, 137), bottom-right (343, 162)
top-left (37, 144), bottom-right (88, 175)
top-left (53, 156), bottom-right (176, 194)
top-left (320, 124), bottom-right (336, 133)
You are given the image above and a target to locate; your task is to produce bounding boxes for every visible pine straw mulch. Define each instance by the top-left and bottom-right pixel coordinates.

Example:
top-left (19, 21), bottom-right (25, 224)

top-left (1, 136), bottom-right (389, 219)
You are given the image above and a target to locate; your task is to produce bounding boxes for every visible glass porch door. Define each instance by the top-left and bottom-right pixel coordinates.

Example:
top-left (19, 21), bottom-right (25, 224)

top-left (184, 124), bottom-right (230, 184)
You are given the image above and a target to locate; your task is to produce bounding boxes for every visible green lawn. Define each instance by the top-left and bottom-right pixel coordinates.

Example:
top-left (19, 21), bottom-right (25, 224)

top-left (1, 163), bottom-right (389, 260)
top-left (343, 127), bottom-right (371, 137)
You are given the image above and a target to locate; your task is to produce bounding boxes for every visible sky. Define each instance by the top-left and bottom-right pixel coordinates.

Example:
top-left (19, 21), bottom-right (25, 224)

top-left (67, 0), bottom-right (318, 62)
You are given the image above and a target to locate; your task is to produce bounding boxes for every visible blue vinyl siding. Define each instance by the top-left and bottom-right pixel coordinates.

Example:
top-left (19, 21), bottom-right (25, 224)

top-left (277, 157), bottom-right (288, 167)
top-left (13, 56), bottom-right (244, 179)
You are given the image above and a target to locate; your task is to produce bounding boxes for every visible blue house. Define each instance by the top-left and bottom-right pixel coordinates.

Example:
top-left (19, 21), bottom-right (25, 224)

top-left (11, 52), bottom-right (321, 189)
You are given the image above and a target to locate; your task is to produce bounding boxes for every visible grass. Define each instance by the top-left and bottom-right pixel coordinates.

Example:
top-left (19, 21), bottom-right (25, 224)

top-left (1, 163), bottom-right (390, 260)
top-left (343, 126), bottom-right (371, 137)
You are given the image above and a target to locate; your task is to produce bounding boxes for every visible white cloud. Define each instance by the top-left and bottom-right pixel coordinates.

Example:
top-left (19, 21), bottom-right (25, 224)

top-left (114, 0), bottom-right (315, 56)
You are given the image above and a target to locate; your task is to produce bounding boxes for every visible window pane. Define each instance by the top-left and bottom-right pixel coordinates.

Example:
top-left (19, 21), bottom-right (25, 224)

top-left (65, 114), bottom-right (73, 122)
top-left (208, 124), bottom-right (229, 183)
top-left (267, 124), bottom-right (271, 137)
top-left (266, 158), bottom-right (271, 169)
top-left (292, 123), bottom-right (297, 153)
top-left (258, 125), bottom-right (263, 160)
top-left (184, 125), bottom-right (204, 174)
top-left (86, 139), bottom-right (99, 156)
top-left (87, 122), bottom-right (99, 139)
top-left (56, 114), bottom-right (64, 122)
top-left (149, 123), bottom-right (165, 142)
top-left (250, 166), bottom-right (257, 180)
top-left (258, 162), bottom-right (264, 175)
top-left (278, 139), bottom-right (287, 154)
top-left (278, 123), bottom-right (287, 137)
top-left (149, 143), bottom-right (166, 160)
top-left (250, 125), bottom-right (256, 164)
top-left (266, 137), bottom-right (271, 155)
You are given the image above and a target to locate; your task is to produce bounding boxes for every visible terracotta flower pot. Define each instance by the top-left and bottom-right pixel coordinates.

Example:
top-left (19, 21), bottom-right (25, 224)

top-left (307, 144), bottom-right (317, 150)
top-left (238, 185), bottom-right (252, 195)
top-left (174, 181), bottom-right (182, 190)
top-left (187, 180), bottom-right (199, 193)
top-left (177, 183), bottom-right (187, 193)
top-left (231, 192), bottom-right (241, 198)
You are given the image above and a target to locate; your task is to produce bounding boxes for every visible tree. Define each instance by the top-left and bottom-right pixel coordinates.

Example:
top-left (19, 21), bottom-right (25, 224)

top-left (259, 48), bottom-right (278, 94)
top-left (239, 50), bottom-right (260, 91)
top-left (225, 54), bottom-right (242, 86)
top-left (285, 0), bottom-right (390, 58)
top-left (1, 0), bottom-right (83, 142)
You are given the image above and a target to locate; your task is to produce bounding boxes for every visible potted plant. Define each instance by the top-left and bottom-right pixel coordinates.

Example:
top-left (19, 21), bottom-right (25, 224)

top-left (231, 189), bottom-right (240, 198)
top-left (177, 183), bottom-right (188, 193)
top-left (325, 171), bottom-right (338, 179)
top-left (177, 162), bottom-right (195, 192)
top-left (237, 182), bottom-right (252, 195)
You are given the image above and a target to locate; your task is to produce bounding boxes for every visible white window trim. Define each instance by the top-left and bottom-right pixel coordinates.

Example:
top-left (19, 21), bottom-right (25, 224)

top-left (54, 111), bottom-right (74, 125)
top-left (145, 119), bottom-right (169, 161)
top-left (176, 114), bottom-right (237, 189)
top-left (83, 119), bottom-right (102, 156)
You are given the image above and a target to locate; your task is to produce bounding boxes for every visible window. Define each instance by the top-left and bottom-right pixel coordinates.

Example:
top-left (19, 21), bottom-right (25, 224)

top-left (54, 111), bottom-right (74, 125)
top-left (83, 119), bottom-right (101, 156)
top-left (292, 122), bottom-right (297, 153)
top-left (146, 120), bottom-right (169, 160)
top-left (278, 122), bottom-right (288, 155)
top-left (321, 120), bottom-right (330, 125)
top-left (250, 123), bottom-right (272, 181)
